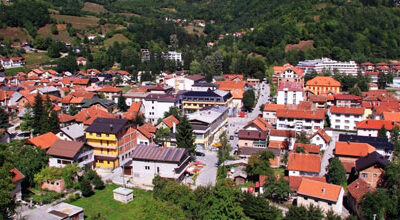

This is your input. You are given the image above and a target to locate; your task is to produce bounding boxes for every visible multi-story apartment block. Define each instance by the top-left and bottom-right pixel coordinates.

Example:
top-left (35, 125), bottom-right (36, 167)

top-left (305, 76), bottom-right (341, 95)
top-left (297, 57), bottom-right (358, 75)
top-left (143, 94), bottom-right (178, 124)
top-left (85, 118), bottom-right (137, 169)
top-left (276, 109), bottom-right (326, 133)
top-left (277, 82), bottom-right (304, 105)
top-left (181, 90), bottom-right (233, 114)
top-left (329, 106), bottom-right (365, 131)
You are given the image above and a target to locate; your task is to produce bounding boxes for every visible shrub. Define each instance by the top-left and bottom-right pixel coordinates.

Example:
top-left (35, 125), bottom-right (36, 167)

top-left (80, 178), bottom-right (93, 197)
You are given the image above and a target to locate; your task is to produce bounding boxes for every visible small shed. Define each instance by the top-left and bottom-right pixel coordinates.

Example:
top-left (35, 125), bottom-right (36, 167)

top-left (113, 187), bottom-right (133, 204)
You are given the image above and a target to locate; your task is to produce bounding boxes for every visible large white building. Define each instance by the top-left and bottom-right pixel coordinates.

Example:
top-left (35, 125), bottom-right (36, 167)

top-left (164, 74), bottom-right (205, 91)
top-left (329, 106), bottom-right (365, 131)
top-left (297, 57), bottom-right (358, 75)
top-left (143, 94), bottom-right (178, 124)
top-left (276, 109), bottom-right (326, 133)
top-left (162, 51), bottom-right (183, 64)
top-left (277, 82), bottom-right (304, 105)
top-left (128, 144), bottom-right (191, 185)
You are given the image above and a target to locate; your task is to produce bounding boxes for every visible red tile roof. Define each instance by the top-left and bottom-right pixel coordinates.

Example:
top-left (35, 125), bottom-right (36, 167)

top-left (293, 143), bottom-right (320, 154)
top-left (356, 120), bottom-right (399, 131)
top-left (306, 76), bottom-right (341, 87)
top-left (58, 114), bottom-right (75, 123)
top-left (297, 178), bottom-right (342, 202)
top-left (285, 176), bottom-right (326, 192)
top-left (330, 106), bottom-right (365, 115)
top-left (278, 81), bottom-right (304, 91)
top-left (10, 168), bottom-right (25, 183)
top-left (128, 101), bottom-right (142, 113)
top-left (276, 109), bottom-right (326, 120)
top-left (347, 178), bottom-right (373, 204)
top-left (335, 142), bottom-right (376, 157)
top-left (216, 81), bottom-right (245, 90)
top-left (382, 112), bottom-right (400, 122)
top-left (269, 140), bottom-right (289, 149)
top-left (162, 115), bottom-right (179, 129)
top-left (334, 94), bottom-right (361, 101)
top-left (98, 87), bottom-right (122, 93)
top-left (269, 129), bottom-right (296, 138)
top-left (310, 129), bottom-right (331, 143)
top-left (264, 104), bottom-right (286, 112)
top-left (27, 132), bottom-right (59, 150)
top-left (288, 153), bottom-right (321, 173)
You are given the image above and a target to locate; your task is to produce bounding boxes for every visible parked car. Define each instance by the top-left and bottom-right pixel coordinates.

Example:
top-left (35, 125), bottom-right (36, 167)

top-left (195, 151), bottom-right (205, 157)
top-left (229, 135), bottom-right (234, 140)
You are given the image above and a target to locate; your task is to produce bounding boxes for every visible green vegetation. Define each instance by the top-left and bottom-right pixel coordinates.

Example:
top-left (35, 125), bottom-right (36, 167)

top-left (4, 67), bottom-right (28, 76)
top-left (70, 184), bottom-right (186, 220)
top-left (176, 115), bottom-right (195, 155)
top-left (243, 89), bottom-right (255, 111)
top-left (326, 157), bottom-right (347, 186)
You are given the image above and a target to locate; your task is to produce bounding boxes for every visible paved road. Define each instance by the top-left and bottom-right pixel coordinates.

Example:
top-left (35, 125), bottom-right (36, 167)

top-left (319, 131), bottom-right (342, 176)
top-left (227, 82), bottom-right (270, 150)
top-left (195, 151), bottom-right (218, 187)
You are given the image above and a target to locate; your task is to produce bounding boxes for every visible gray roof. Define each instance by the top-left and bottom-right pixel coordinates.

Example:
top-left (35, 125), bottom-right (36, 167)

top-left (131, 144), bottom-right (189, 163)
top-left (86, 118), bottom-right (128, 134)
top-left (60, 124), bottom-right (84, 140)
top-left (188, 106), bottom-right (228, 124)
top-left (8, 92), bottom-right (22, 106)
top-left (37, 86), bottom-right (59, 94)
top-left (81, 98), bottom-right (115, 108)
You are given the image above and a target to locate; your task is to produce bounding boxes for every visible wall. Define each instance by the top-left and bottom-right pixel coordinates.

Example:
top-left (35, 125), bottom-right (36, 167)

top-left (359, 166), bottom-right (384, 188)
top-left (310, 135), bottom-right (327, 151)
top-left (297, 188), bottom-right (343, 215)
top-left (41, 179), bottom-right (65, 193)
top-left (330, 113), bottom-right (362, 131)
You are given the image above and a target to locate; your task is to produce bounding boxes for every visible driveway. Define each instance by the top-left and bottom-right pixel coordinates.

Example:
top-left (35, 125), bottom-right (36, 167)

top-left (195, 151), bottom-right (218, 187)
top-left (320, 131), bottom-right (342, 176)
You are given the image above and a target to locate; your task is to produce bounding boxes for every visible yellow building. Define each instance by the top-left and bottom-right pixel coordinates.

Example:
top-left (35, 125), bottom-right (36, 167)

top-left (181, 90), bottom-right (233, 113)
top-left (305, 76), bottom-right (341, 95)
top-left (85, 118), bottom-right (136, 169)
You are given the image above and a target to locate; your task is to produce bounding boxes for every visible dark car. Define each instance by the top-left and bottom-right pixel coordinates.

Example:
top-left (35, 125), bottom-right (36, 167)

top-left (230, 135), bottom-right (234, 140)
top-left (195, 151), bottom-right (205, 157)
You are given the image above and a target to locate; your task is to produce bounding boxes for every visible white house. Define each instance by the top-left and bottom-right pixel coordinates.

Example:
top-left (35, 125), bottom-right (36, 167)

top-left (329, 106), bottom-right (365, 131)
top-left (297, 178), bottom-right (344, 215)
top-left (309, 129), bottom-right (331, 151)
top-left (143, 94), bottom-right (177, 124)
top-left (276, 109), bottom-right (326, 134)
top-left (356, 120), bottom-right (398, 139)
top-left (0, 57), bottom-right (25, 69)
top-left (287, 153), bottom-right (321, 176)
top-left (269, 129), bottom-right (296, 150)
top-left (128, 144), bottom-right (191, 185)
top-left (56, 123), bottom-right (85, 142)
top-left (46, 140), bottom-right (94, 168)
top-left (164, 74), bottom-right (205, 91)
top-left (162, 51), bottom-right (183, 64)
top-left (277, 82), bottom-right (304, 105)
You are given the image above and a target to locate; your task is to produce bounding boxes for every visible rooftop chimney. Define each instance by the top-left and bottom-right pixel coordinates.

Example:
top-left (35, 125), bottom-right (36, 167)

top-left (172, 122), bottom-right (176, 134)
top-left (110, 124), bottom-right (113, 131)
top-left (322, 187), bottom-right (326, 194)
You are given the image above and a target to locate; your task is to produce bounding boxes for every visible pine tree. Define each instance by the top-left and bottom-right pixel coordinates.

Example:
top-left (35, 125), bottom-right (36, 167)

top-left (20, 105), bottom-right (34, 131)
top-left (0, 107), bottom-right (9, 129)
top-left (68, 104), bottom-right (78, 116)
top-left (80, 177), bottom-right (93, 197)
top-left (117, 94), bottom-right (128, 112)
top-left (32, 93), bottom-right (43, 134)
top-left (378, 72), bottom-right (387, 89)
top-left (327, 157), bottom-right (347, 186)
top-left (176, 115), bottom-right (195, 155)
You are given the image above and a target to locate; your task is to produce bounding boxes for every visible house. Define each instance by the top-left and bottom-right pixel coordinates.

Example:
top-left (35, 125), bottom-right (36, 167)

top-left (243, 117), bottom-right (271, 132)
top-left (277, 82), bottom-right (304, 105)
top-left (305, 76), bottom-right (341, 95)
top-left (334, 94), bottom-right (361, 107)
top-left (263, 104), bottom-right (286, 124)
top-left (23, 202), bottom-right (84, 220)
top-left (238, 130), bottom-right (267, 148)
top-left (156, 115), bottom-right (179, 147)
top-left (355, 152), bottom-right (388, 188)
top-left (27, 132), bottom-right (60, 150)
top-left (293, 143), bottom-right (320, 154)
top-left (76, 57), bottom-right (87, 66)
top-left (356, 120), bottom-right (399, 139)
top-left (47, 140), bottom-right (94, 168)
top-left (161, 51), bottom-right (183, 64)
top-left (97, 87), bottom-right (122, 102)
top-left (347, 178), bottom-right (373, 216)
top-left (137, 123), bottom-right (155, 145)
top-left (0, 57), bottom-right (25, 69)
top-left (309, 95), bottom-right (330, 109)
top-left (188, 106), bottom-right (229, 150)
top-left (339, 134), bottom-right (393, 160)
top-left (276, 109), bottom-right (326, 133)
top-left (272, 64), bottom-right (304, 85)
top-left (285, 176), bottom-right (326, 192)
top-left (329, 106), bottom-right (365, 131)
top-left (334, 142), bottom-right (376, 173)
top-left (269, 129), bottom-right (296, 151)
top-left (309, 129), bottom-right (331, 151)
top-left (127, 144), bottom-right (191, 185)
top-left (287, 153), bottom-right (321, 176)
top-left (56, 123), bottom-right (85, 141)
top-left (223, 74), bottom-right (244, 82)
top-left (216, 80), bottom-right (245, 112)
top-left (10, 168), bottom-right (24, 201)
top-left (165, 74), bottom-right (205, 91)
top-left (143, 94), bottom-right (177, 124)
top-left (181, 90), bottom-right (233, 114)
top-left (296, 178), bottom-right (344, 215)
top-left (85, 118), bottom-right (137, 169)
top-left (382, 111), bottom-right (400, 123)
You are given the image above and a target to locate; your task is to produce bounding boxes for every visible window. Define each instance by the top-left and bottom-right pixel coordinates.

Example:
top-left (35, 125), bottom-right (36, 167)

top-left (96, 133), bottom-right (101, 137)
top-left (157, 167), bottom-right (160, 173)
top-left (362, 173), bottom-right (368, 178)
top-left (57, 159), bottom-right (61, 164)
top-left (145, 166), bottom-right (150, 170)
top-left (373, 173), bottom-right (377, 177)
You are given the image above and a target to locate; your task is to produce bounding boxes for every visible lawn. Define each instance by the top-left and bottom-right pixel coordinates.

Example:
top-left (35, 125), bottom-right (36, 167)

top-left (51, 14), bottom-right (99, 29)
top-left (69, 185), bottom-right (186, 220)
top-left (5, 67), bottom-right (28, 76)
top-left (23, 52), bottom-right (52, 69)
top-left (104, 34), bottom-right (130, 47)
top-left (0, 27), bottom-right (31, 41)
top-left (82, 2), bottom-right (107, 13)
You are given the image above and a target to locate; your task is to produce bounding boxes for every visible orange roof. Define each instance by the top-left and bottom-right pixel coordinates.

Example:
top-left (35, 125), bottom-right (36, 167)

top-left (73, 78), bottom-right (90, 85)
top-left (264, 104), bottom-right (286, 112)
top-left (140, 123), bottom-right (156, 134)
top-left (293, 143), bottom-right (320, 154)
top-left (347, 178), bottom-right (373, 204)
top-left (74, 105), bottom-right (115, 123)
top-left (297, 178), bottom-right (342, 202)
top-left (245, 117), bottom-right (272, 132)
top-left (98, 87), bottom-right (122, 93)
top-left (10, 168), bottom-right (25, 183)
top-left (382, 112), bottom-right (400, 122)
top-left (269, 129), bottom-right (296, 138)
top-left (58, 114), bottom-right (75, 123)
top-left (222, 74), bottom-right (244, 81)
top-left (162, 115), bottom-right (179, 129)
top-left (137, 125), bottom-right (152, 139)
top-left (70, 97), bottom-right (84, 104)
top-left (356, 120), bottom-right (399, 131)
top-left (330, 106), bottom-right (365, 115)
top-left (216, 81), bottom-right (245, 90)
top-left (288, 153), bottom-right (321, 173)
top-left (374, 106), bottom-right (398, 115)
top-left (128, 101), bottom-right (142, 113)
top-left (276, 109), bottom-right (326, 120)
top-left (27, 132), bottom-right (59, 149)
top-left (285, 176), bottom-right (326, 192)
top-left (306, 76), bottom-right (341, 87)
top-left (335, 142), bottom-right (376, 157)
top-left (231, 90), bottom-right (244, 99)
top-left (310, 129), bottom-right (331, 143)
top-left (269, 140), bottom-right (289, 149)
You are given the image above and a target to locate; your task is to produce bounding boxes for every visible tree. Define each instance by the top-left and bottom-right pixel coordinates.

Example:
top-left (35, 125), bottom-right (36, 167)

top-left (284, 205), bottom-right (324, 220)
top-left (20, 105), bottom-right (34, 131)
top-left (32, 93), bottom-right (43, 134)
top-left (349, 86), bottom-right (362, 97)
top-left (246, 150), bottom-right (274, 177)
top-left (327, 157), bottom-right (347, 186)
top-left (80, 177), bottom-right (93, 197)
top-left (378, 125), bottom-right (388, 138)
top-left (92, 174), bottom-right (104, 190)
top-left (295, 147), bottom-right (305, 153)
top-left (296, 131), bottom-right (310, 144)
top-left (68, 104), bottom-right (78, 116)
top-left (176, 115), bottom-right (195, 155)
top-left (117, 94), bottom-right (128, 112)
top-left (240, 192), bottom-right (282, 220)
top-left (56, 55), bottom-right (79, 73)
top-left (164, 106), bottom-right (181, 120)
top-left (203, 185), bottom-right (246, 219)
top-left (47, 41), bottom-right (61, 58)
top-left (263, 178), bottom-right (291, 202)
top-left (326, 210), bottom-right (342, 220)
top-left (155, 127), bottom-right (171, 147)
top-left (0, 107), bottom-right (9, 129)
top-left (50, 23), bottom-right (58, 35)
top-left (243, 89), bottom-right (255, 111)
top-left (359, 189), bottom-right (395, 220)
top-left (378, 72), bottom-right (387, 89)
top-left (218, 131), bottom-right (232, 176)
top-left (0, 167), bottom-right (15, 219)
top-left (189, 60), bottom-right (202, 75)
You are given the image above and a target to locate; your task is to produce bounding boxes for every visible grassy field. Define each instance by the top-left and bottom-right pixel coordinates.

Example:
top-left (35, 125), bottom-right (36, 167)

top-left (82, 2), bottom-right (107, 13)
top-left (69, 185), bottom-right (186, 220)
top-left (0, 27), bottom-right (31, 41)
top-left (184, 25), bottom-right (205, 36)
top-left (23, 52), bottom-right (52, 69)
top-left (5, 67), bottom-right (28, 76)
top-left (37, 24), bottom-right (72, 43)
top-left (51, 14), bottom-right (99, 29)
top-left (104, 34), bottom-right (130, 47)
